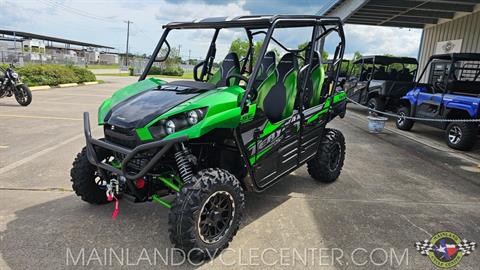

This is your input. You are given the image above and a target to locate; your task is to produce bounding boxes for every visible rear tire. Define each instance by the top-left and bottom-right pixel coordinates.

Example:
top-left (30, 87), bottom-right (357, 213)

top-left (169, 168), bottom-right (245, 261)
top-left (367, 96), bottom-right (385, 113)
top-left (14, 85), bottom-right (32, 106)
top-left (70, 147), bottom-right (110, 204)
top-left (307, 129), bottom-right (346, 183)
top-left (396, 106), bottom-right (414, 131)
top-left (445, 122), bottom-right (478, 151)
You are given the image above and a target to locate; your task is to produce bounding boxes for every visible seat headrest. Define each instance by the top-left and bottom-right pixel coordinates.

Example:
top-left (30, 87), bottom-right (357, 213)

top-left (257, 51), bottom-right (276, 79)
top-left (309, 52), bottom-right (321, 70)
top-left (277, 53), bottom-right (297, 82)
top-left (222, 52), bottom-right (240, 71)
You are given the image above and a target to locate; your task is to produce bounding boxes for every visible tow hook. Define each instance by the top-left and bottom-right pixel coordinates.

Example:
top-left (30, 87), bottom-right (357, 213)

top-left (106, 178), bottom-right (122, 219)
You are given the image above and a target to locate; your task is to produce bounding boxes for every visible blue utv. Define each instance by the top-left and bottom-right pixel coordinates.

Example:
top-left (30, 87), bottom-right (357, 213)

top-left (396, 53), bottom-right (479, 151)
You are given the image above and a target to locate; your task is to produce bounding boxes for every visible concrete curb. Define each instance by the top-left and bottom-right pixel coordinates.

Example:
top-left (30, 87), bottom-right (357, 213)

top-left (29, 81), bottom-right (100, 91)
top-left (58, 83), bottom-right (78, 88)
top-left (83, 81), bottom-right (99, 85)
top-left (30, 85), bottom-right (51, 91)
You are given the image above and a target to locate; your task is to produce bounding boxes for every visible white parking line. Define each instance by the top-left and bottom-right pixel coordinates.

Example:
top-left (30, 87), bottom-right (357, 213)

top-left (0, 133), bottom-right (85, 175)
top-left (0, 114), bottom-right (82, 121)
top-left (30, 101), bottom-right (96, 106)
top-left (0, 145), bottom-right (8, 149)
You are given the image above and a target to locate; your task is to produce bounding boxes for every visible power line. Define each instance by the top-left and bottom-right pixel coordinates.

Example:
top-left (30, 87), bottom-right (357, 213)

top-left (40, 0), bottom-right (119, 23)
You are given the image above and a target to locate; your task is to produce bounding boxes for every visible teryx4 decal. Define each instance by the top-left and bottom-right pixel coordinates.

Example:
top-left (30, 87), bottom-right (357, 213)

top-left (249, 114), bottom-right (301, 157)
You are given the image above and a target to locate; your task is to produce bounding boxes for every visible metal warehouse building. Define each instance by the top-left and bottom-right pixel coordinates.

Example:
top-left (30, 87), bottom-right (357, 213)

top-left (318, 0), bottom-right (480, 71)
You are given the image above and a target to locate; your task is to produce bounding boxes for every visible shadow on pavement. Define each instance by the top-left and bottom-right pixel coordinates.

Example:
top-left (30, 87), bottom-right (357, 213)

top-left (0, 178), bottom-right (311, 269)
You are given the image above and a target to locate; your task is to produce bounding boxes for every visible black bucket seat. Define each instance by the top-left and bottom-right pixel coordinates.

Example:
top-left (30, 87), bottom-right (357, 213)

top-left (256, 53), bottom-right (298, 123)
top-left (208, 52), bottom-right (240, 87)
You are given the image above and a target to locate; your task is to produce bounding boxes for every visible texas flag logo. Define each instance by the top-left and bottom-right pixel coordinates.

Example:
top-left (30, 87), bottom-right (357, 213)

top-left (415, 231), bottom-right (476, 268)
top-left (434, 239), bottom-right (458, 260)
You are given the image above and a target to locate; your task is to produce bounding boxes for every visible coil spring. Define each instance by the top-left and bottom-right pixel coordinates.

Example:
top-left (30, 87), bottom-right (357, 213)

top-left (174, 148), bottom-right (193, 182)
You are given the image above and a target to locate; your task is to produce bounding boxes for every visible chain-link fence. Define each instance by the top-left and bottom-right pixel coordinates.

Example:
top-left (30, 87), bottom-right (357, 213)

top-left (0, 50), bottom-right (87, 67)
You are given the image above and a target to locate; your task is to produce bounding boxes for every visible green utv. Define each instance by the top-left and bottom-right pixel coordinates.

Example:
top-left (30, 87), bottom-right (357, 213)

top-left (71, 15), bottom-right (347, 259)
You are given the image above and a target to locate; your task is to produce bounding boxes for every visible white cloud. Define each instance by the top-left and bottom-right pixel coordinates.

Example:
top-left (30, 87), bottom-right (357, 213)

top-left (344, 24), bottom-right (422, 58)
top-left (155, 0), bottom-right (250, 22)
top-left (0, 1), bottom-right (423, 61)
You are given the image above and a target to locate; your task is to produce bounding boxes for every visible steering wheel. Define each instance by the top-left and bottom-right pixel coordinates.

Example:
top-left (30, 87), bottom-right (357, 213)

top-left (226, 74), bottom-right (248, 87)
top-left (226, 74), bottom-right (257, 99)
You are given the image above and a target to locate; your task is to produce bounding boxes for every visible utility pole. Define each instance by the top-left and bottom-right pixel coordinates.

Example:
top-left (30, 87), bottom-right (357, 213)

top-left (124, 20), bottom-right (133, 66)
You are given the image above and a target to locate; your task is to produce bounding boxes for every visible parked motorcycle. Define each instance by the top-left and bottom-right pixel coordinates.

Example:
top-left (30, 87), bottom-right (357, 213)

top-left (0, 64), bottom-right (32, 106)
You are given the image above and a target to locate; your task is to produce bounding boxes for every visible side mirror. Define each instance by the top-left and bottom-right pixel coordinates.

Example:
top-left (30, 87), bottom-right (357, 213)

top-left (193, 61), bottom-right (206, 81)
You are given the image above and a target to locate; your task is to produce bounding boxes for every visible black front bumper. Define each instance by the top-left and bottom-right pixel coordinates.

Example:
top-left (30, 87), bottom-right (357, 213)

top-left (83, 112), bottom-right (187, 180)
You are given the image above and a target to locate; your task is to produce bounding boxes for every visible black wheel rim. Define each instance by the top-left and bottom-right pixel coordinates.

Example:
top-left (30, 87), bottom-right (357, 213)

top-left (198, 191), bottom-right (235, 244)
top-left (94, 156), bottom-right (114, 189)
top-left (15, 88), bottom-right (27, 104)
top-left (94, 171), bottom-right (108, 189)
top-left (328, 142), bottom-right (342, 171)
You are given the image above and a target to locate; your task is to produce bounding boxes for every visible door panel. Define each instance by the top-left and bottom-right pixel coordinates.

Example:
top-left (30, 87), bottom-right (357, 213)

top-left (415, 92), bottom-right (444, 128)
top-left (250, 113), bottom-right (301, 187)
top-left (300, 103), bottom-right (327, 163)
top-left (346, 81), bottom-right (368, 103)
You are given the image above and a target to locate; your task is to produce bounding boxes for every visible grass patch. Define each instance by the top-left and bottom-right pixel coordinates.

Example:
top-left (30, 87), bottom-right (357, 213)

top-left (148, 72), bottom-right (194, 80)
top-left (86, 64), bottom-right (120, 69)
top-left (96, 73), bottom-right (130, 77)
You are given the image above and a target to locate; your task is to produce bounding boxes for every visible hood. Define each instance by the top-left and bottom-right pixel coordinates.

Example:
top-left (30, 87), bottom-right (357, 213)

top-left (105, 81), bottom-right (215, 128)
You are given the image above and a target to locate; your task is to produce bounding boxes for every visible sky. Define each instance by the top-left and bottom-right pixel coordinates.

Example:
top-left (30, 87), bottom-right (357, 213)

top-left (0, 0), bottom-right (422, 60)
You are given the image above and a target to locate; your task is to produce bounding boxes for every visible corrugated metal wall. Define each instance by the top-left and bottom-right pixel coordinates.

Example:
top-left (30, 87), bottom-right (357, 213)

top-left (418, 10), bottom-right (480, 80)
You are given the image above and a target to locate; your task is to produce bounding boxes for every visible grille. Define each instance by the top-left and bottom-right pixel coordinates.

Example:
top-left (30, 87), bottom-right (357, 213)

top-left (104, 124), bottom-right (138, 149)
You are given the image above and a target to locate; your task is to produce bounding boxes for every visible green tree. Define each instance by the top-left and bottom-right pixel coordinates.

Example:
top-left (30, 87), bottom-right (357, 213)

top-left (229, 38), bottom-right (269, 67)
top-left (229, 38), bottom-right (250, 60)
top-left (298, 42), bottom-right (329, 63)
top-left (353, 51), bottom-right (362, 61)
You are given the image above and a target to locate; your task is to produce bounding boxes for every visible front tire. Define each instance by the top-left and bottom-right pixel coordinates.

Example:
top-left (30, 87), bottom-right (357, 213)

top-left (15, 85), bottom-right (32, 106)
top-left (169, 168), bottom-right (245, 261)
top-left (445, 122), bottom-right (478, 151)
top-left (396, 106), bottom-right (414, 131)
top-left (70, 147), bottom-right (110, 204)
top-left (307, 129), bottom-right (346, 183)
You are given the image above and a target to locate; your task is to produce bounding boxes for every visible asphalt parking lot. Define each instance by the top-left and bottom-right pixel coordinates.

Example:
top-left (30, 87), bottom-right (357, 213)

top-left (1, 76), bottom-right (479, 269)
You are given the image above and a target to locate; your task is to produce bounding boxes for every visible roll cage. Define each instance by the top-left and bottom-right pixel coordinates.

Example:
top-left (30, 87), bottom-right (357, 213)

top-left (349, 55), bottom-right (418, 82)
top-left (414, 53), bottom-right (480, 96)
top-left (139, 15), bottom-right (346, 111)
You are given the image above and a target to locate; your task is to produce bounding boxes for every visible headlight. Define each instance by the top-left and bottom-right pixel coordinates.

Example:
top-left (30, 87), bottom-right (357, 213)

top-left (11, 72), bottom-right (19, 79)
top-left (148, 107), bottom-right (208, 139)
top-left (165, 120), bottom-right (176, 134)
top-left (187, 110), bottom-right (199, 125)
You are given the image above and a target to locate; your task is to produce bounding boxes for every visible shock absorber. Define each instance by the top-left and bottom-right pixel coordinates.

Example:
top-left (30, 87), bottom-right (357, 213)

top-left (174, 143), bottom-right (194, 182)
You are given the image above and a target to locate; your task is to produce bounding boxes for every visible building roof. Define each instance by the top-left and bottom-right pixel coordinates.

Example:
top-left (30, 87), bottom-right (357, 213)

top-left (353, 55), bottom-right (418, 65)
top-left (164, 15), bottom-right (343, 29)
top-left (0, 29), bottom-right (114, 49)
top-left (318, 0), bottom-right (479, 28)
top-left (430, 53), bottom-right (480, 61)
